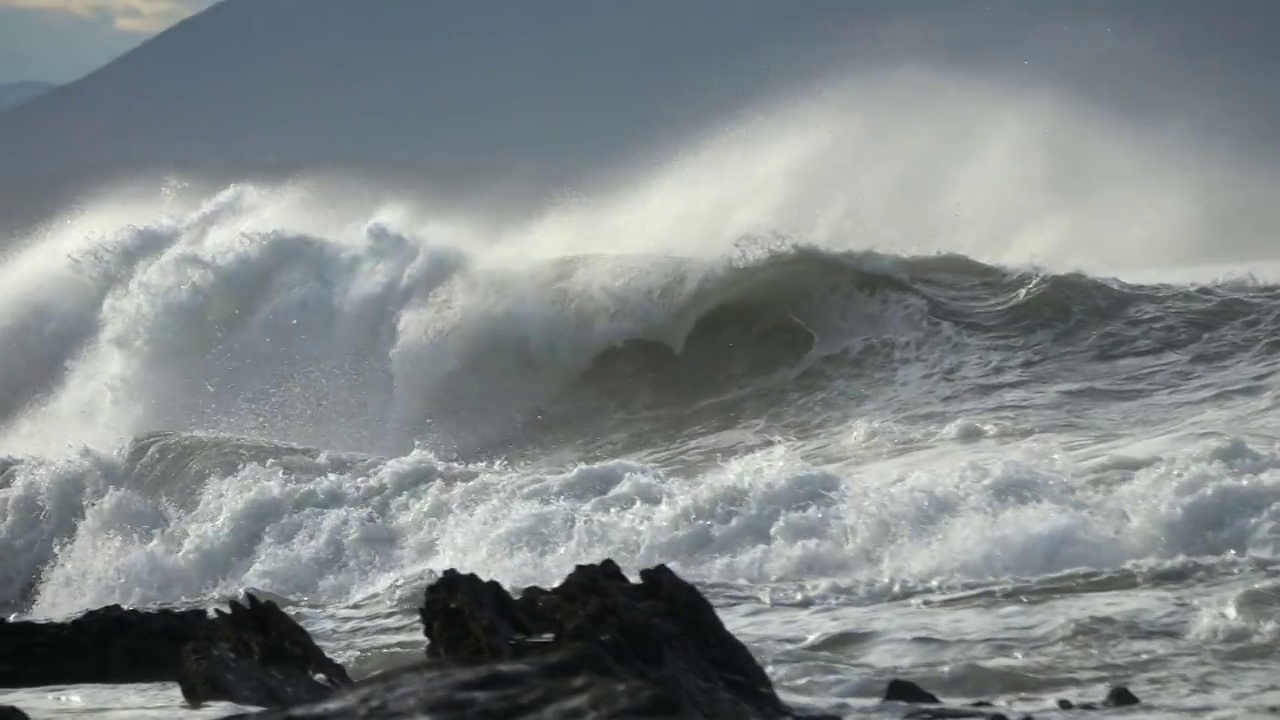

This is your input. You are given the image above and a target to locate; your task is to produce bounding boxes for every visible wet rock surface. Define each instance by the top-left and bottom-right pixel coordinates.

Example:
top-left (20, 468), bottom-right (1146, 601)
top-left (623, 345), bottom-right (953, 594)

top-left (237, 560), bottom-right (836, 720)
top-left (419, 559), bottom-right (807, 718)
top-left (223, 647), bottom-right (685, 720)
top-left (0, 604), bottom-right (212, 687)
top-left (178, 594), bottom-right (351, 708)
top-left (885, 678), bottom-right (1142, 719)
top-left (0, 593), bottom-right (348, 709)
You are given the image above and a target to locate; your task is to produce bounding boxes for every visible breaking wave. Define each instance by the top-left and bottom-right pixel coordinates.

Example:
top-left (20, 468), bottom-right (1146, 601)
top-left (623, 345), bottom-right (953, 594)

top-left (0, 183), bottom-right (1278, 461)
top-left (1, 178), bottom-right (1279, 626)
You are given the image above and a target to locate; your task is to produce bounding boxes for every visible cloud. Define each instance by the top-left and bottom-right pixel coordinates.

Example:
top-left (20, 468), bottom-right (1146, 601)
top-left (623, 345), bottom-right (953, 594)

top-left (0, 0), bottom-right (208, 33)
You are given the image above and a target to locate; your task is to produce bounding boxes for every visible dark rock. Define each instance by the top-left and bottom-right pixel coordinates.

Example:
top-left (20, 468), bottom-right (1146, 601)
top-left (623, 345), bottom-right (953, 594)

top-left (177, 595), bottom-right (350, 708)
top-left (0, 594), bottom-right (347, 710)
top-left (420, 559), bottom-right (809, 719)
top-left (179, 643), bottom-right (334, 709)
top-left (892, 675), bottom-right (1178, 719)
top-left (1055, 685), bottom-right (1141, 711)
top-left (903, 680), bottom-right (1139, 719)
top-left (418, 567), bottom-right (541, 663)
top-left (0, 604), bottom-right (211, 687)
top-left (1103, 686), bottom-right (1140, 707)
top-left (0, 706), bottom-right (30, 720)
top-left (222, 646), bottom-right (685, 720)
top-left (885, 678), bottom-right (942, 704)
top-left (882, 679), bottom-right (1025, 720)
top-left (233, 561), bottom-right (837, 720)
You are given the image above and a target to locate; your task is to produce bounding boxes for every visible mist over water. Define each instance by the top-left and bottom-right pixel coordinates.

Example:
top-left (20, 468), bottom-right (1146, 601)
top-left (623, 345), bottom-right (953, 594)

top-left (4, 25), bottom-right (1280, 717)
top-left (504, 68), bottom-right (1280, 273)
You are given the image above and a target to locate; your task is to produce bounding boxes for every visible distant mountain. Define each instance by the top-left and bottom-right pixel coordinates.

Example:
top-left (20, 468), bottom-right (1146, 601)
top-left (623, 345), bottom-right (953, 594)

top-left (0, 0), bottom-right (1275, 206)
top-left (0, 81), bottom-right (55, 113)
top-left (0, 0), bottom-right (873, 188)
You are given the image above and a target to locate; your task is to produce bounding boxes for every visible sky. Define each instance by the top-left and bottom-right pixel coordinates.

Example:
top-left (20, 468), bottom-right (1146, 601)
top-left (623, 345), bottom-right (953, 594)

top-left (0, 0), bottom-right (213, 83)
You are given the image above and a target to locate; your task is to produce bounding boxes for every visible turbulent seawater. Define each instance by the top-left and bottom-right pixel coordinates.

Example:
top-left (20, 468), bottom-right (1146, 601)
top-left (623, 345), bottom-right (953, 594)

top-left (2, 183), bottom-right (1280, 718)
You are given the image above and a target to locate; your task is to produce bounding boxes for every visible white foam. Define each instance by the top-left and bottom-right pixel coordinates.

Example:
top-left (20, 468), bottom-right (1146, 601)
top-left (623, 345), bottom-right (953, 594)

top-left (14, 433), bottom-right (1280, 618)
top-left (0, 452), bottom-right (121, 609)
top-left (1190, 579), bottom-right (1280, 646)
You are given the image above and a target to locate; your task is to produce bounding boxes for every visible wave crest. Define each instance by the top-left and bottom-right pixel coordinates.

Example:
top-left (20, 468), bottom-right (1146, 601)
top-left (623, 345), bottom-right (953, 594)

top-left (0, 184), bottom-right (1277, 458)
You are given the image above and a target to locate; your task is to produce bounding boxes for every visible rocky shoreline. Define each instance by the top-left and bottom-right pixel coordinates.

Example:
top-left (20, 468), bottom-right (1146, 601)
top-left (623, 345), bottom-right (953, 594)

top-left (0, 561), bottom-right (1139, 719)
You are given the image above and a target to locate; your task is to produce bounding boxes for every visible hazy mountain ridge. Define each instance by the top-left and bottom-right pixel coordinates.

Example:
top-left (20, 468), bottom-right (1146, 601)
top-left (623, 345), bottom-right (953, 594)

top-left (0, 0), bottom-right (863, 187)
top-left (0, 81), bottom-right (55, 113)
top-left (0, 0), bottom-right (1277, 246)
top-left (3, 0), bottom-right (1277, 189)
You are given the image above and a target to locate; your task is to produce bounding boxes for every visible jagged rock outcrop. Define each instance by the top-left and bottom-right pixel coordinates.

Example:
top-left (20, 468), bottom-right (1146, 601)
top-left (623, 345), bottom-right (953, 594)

top-left (420, 559), bottom-right (828, 719)
top-left (178, 594), bottom-right (351, 707)
top-left (0, 594), bottom-right (348, 709)
top-left (234, 560), bottom-right (836, 720)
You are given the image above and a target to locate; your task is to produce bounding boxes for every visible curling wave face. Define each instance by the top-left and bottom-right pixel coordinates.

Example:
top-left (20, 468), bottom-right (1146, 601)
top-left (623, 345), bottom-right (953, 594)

top-left (2, 183), bottom-right (1277, 464)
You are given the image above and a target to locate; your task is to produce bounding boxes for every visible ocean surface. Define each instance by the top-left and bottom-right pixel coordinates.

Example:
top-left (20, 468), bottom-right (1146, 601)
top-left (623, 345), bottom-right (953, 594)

top-left (2, 180), bottom-right (1280, 719)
